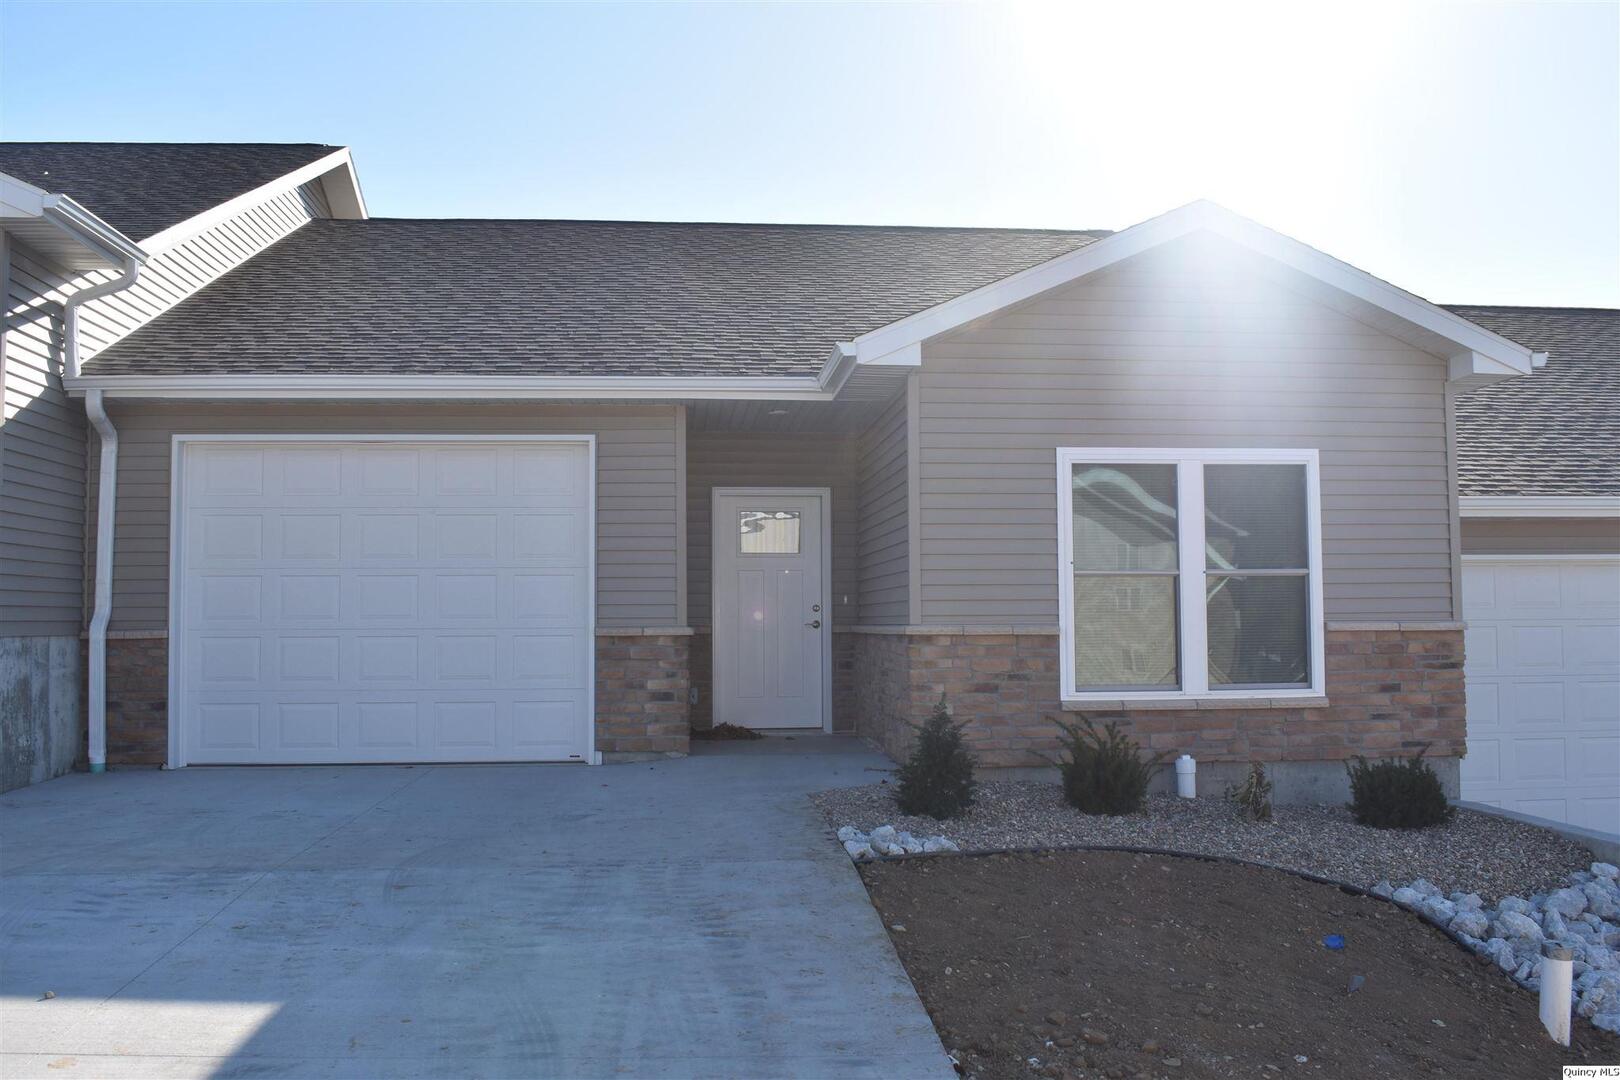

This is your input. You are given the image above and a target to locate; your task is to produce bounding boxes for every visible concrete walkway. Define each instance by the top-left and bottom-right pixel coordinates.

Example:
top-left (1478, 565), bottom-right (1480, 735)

top-left (0, 738), bottom-right (952, 1079)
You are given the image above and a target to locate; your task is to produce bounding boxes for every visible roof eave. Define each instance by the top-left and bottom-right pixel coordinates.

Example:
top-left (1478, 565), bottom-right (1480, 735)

top-left (63, 373), bottom-right (834, 402)
top-left (135, 147), bottom-right (367, 252)
top-left (2, 171), bottom-right (147, 271)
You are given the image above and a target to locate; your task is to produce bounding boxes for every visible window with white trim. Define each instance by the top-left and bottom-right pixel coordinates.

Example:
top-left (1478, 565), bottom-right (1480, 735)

top-left (1056, 448), bottom-right (1324, 701)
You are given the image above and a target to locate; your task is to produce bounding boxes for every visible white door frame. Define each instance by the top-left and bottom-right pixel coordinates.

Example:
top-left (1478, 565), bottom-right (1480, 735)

top-left (711, 485), bottom-right (833, 733)
top-left (165, 433), bottom-right (598, 769)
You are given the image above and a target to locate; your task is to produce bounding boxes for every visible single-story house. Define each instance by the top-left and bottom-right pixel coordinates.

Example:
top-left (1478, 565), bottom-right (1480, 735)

top-left (2, 143), bottom-right (1615, 822)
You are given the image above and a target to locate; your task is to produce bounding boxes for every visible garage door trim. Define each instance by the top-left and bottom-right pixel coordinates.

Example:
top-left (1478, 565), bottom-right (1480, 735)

top-left (165, 433), bottom-right (597, 769)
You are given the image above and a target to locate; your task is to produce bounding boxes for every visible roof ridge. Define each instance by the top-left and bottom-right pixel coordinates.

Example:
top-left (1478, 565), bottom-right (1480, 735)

top-left (350, 216), bottom-right (1114, 235)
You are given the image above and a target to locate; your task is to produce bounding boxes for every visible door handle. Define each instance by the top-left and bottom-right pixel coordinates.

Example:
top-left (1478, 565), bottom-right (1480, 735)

top-left (805, 619), bottom-right (821, 629)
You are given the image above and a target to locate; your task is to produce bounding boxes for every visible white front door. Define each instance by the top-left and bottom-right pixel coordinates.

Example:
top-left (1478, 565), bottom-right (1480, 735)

top-left (712, 489), bottom-right (828, 730)
top-left (1461, 556), bottom-right (1620, 833)
top-left (172, 438), bottom-right (595, 766)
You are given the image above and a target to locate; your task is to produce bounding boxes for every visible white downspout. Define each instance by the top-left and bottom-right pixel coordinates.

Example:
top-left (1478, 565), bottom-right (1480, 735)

top-left (84, 389), bottom-right (117, 773)
top-left (67, 259), bottom-right (142, 773)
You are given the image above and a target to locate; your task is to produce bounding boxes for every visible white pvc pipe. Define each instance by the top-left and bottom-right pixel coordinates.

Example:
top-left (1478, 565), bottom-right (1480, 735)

top-left (1540, 941), bottom-right (1572, 1046)
top-left (1175, 754), bottom-right (1197, 799)
top-left (84, 389), bottom-right (117, 774)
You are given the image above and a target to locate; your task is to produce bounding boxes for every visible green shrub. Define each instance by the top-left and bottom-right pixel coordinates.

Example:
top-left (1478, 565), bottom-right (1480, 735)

top-left (1226, 761), bottom-right (1273, 822)
top-left (895, 694), bottom-right (977, 820)
top-left (1345, 747), bottom-right (1455, 829)
top-left (1050, 715), bottom-right (1163, 816)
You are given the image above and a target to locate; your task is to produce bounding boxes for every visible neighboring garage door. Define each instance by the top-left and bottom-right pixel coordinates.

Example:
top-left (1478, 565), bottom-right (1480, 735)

top-left (1461, 557), bottom-right (1620, 833)
top-left (172, 438), bottom-right (593, 765)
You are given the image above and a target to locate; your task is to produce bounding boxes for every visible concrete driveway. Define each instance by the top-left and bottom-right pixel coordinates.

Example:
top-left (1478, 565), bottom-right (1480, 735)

top-left (0, 737), bottom-right (951, 1079)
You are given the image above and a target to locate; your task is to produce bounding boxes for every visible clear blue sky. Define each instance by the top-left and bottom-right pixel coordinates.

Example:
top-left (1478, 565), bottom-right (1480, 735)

top-left (3, 1), bottom-right (1615, 305)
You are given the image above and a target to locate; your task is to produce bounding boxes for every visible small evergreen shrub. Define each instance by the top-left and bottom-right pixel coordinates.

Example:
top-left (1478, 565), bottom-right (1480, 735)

top-left (1050, 715), bottom-right (1163, 816)
top-left (1345, 746), bottom-right (1455, 829)
top-left (895, 694), bottom-right (977, 820)
top-left (1226, 761), bottom-right (1273, 822)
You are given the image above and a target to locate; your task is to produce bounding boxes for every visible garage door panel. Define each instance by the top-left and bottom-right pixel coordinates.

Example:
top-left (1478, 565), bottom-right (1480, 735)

top-left (177, 440), bottom-right (592, 765)
top-left (1463, 557), bottom-right (1620, 834)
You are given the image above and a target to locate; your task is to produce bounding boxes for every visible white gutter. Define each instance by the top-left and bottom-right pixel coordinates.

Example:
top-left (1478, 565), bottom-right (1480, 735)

top-left (68, 253), bottom-right (144, 774)
top-left (64, 373), bottom-right (830, 401)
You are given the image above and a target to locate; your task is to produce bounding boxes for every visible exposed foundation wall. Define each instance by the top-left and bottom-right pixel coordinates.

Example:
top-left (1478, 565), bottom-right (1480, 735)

top-left (100, 633), bottom-right (691, 765)
top-left (850, 627), bottom-right (1466, 780)
top-left (0, 636), bottom-right (81, 791)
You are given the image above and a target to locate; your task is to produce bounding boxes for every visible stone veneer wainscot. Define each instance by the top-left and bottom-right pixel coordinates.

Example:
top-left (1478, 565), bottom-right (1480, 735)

top-left (95, 632), bottom-right (694, 765)
top-left (849, 625), bottom-right (1465, 770)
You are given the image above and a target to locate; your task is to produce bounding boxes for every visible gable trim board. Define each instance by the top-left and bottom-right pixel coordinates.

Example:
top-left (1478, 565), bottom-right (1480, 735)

top-left (1461, 497), bottom-right (1620, 519)
top-left (136, 148), bottom-right (365, 253)
top-left (842, 201), bottom-right (1543, 387)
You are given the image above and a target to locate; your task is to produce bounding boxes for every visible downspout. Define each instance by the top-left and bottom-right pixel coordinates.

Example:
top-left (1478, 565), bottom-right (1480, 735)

top-left (66, 260), bottom-right (142, 773)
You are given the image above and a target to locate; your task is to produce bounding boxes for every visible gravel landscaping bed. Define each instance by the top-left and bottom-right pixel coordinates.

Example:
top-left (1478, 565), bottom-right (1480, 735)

top-left (811, 780), bottom-right (1594, 901)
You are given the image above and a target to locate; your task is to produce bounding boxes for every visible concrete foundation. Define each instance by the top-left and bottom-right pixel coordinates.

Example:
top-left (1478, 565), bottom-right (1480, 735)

top-left (0, 636), bottom-right (81, 793)
top-left (981, 756), bottom-right (1461, 807)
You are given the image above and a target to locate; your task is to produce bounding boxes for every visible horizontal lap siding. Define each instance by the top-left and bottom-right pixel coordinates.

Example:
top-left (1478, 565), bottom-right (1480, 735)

top-left (917, 237), bottom-right (1456, 625)
top-left (856, 391), bottom-right (909, 623)
top-left (1461, 518), bottom-right (1620, 556)
top-left (686, 431), bottom-right (858, 628)
top-left (3, 237), bottom-right (83, 635)
top-left (88, 403), bottom-right (680, 631)
top-left (0, 180), bottom-right (331, 637)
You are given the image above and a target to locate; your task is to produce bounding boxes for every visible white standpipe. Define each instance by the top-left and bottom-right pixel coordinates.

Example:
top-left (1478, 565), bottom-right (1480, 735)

top-left (1540, 941), bottom-right (1573, 1046)
top-left (1175, 754), bottom-right (1197, 799)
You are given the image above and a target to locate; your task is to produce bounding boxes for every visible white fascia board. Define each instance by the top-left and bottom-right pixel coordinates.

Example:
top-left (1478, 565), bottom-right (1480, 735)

top-left (2, 170), bottom-right (147, 268)
top-left (818, 342), bottom-right (859, 394)
top-left (1460, 496), bottom-right (1620, 518)
top-left (847, 200), bottom-right (1540, 382)
top-left (138, 148), bottom-right (366, 252)
top-left (65, 373), bottom-right (833, 402)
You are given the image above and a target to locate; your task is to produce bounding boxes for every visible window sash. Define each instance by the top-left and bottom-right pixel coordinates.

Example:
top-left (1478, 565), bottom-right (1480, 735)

top-left (1057, 449), bottom-right (1323, 701)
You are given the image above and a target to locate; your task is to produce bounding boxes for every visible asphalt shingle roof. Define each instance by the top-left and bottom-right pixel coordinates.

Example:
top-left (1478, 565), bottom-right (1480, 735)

top-left (83, 218), bottom-right (1108, 378)
top-left (1449, 306), bottom-right (1620, 498)
top-left (0, 142), bottom-right (340, 241)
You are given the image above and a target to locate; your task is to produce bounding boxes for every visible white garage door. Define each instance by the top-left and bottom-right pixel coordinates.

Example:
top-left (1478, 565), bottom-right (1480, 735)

top-left (173, 438), bottom-right (594, 765)
top-left (1461, 557), bottom-right (1620, 833)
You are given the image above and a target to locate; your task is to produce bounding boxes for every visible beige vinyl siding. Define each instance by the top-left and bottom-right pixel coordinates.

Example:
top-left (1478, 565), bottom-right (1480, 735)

top-left (856, 391), bottom-right (909, 623)
top-left (0, 178), bottom-right (333, 637)
top-left (88, 403), bottom-right (680, 632)
top-left (917, 234), bottom-right (1458, 625)
top-left (1462, 517), bottom-right (1620, 556)
top-left (686, 430), bottom-right (859, 629)
top-left (2, 238), bottom-right (85, 636)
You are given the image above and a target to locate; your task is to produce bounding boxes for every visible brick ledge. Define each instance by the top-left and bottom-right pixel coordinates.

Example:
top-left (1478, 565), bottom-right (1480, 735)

top-left (1062, 695), bottom-right (1332, 712)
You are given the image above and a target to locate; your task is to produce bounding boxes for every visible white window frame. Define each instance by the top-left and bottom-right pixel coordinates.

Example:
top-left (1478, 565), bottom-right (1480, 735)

top-left (1055, 447), bottom-right (1326, 703)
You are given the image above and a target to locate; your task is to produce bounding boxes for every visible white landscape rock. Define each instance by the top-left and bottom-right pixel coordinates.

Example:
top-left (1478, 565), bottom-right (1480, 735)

top-left (1380, 861), bottom-right (1620, 1029)
top-left (1448, 909), bottom-right (1489, 940)
top-left (1391, 886), bottom-right (1424, 909)
top-left (841, 823), bottom-right (958, 860)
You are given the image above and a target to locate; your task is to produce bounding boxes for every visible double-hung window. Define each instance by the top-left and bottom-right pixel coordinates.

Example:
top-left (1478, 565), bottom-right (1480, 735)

top-left (1056, 448), bottom-right (1324, 702)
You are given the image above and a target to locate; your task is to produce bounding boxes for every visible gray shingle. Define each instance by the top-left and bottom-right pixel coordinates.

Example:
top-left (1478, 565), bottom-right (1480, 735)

top-left (0, 142), bottom-right (340, 241)
top-left (83, 218), bottom-right (1107, 378)
top-left (1449, 306), bottom-right (1620, 498)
